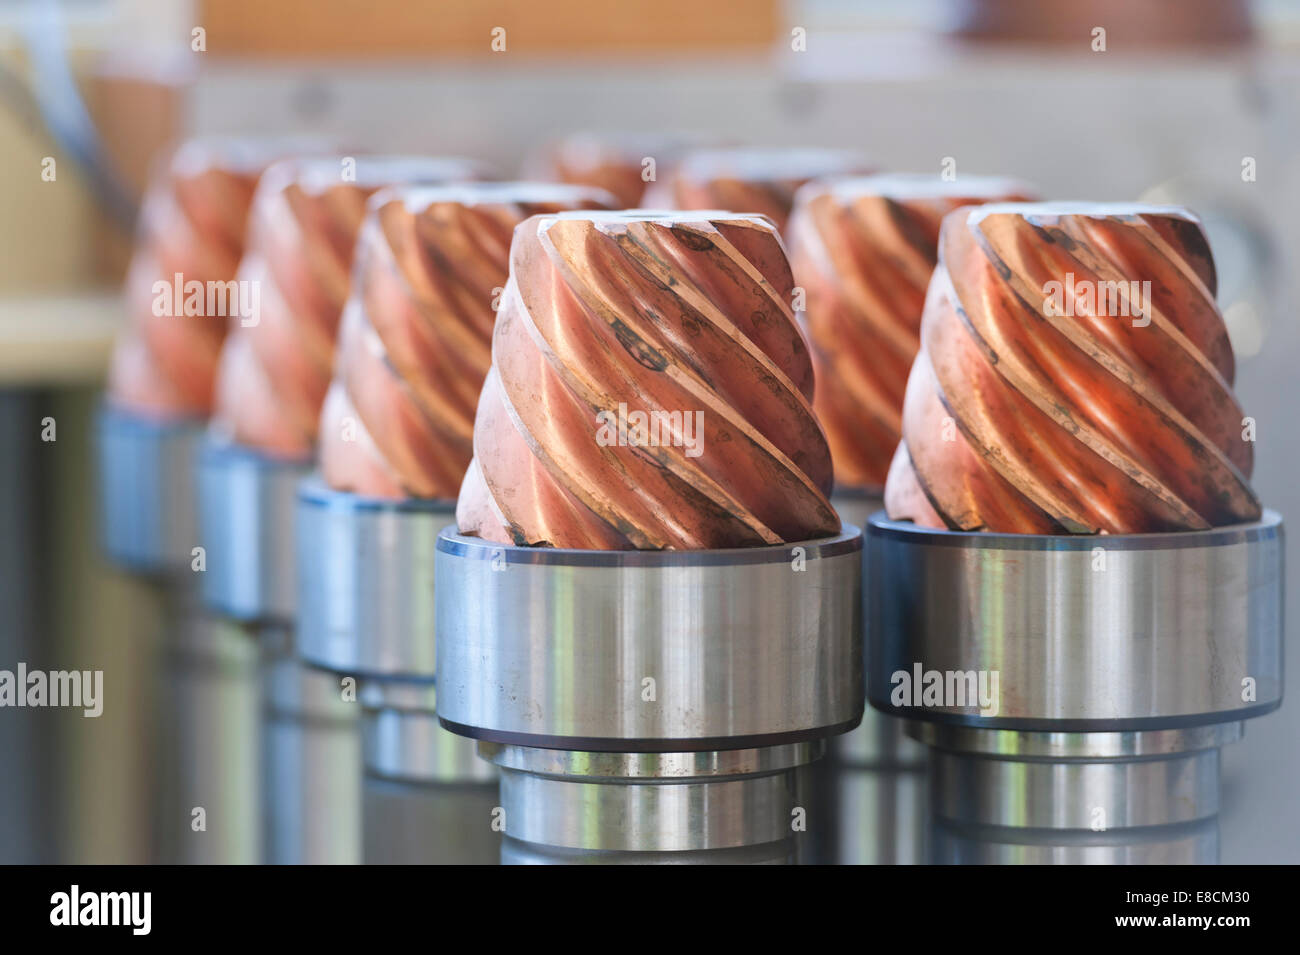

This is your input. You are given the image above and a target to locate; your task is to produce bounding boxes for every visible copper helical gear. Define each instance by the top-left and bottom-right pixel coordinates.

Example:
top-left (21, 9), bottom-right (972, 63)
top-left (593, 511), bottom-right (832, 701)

top-left (646, 147), bottom-right (870, 233)
top-left (107, 139), bottom-right (283, 417)
top-left (787, 174), bottom-right (1037, 490)
top-left (456, 210), bottom-right (840, 550)
top-left (884, 202), bottom-right (1260, 534)
top-left (211, 155), bottom-right (488, 457)
top-left (318, 182), bottom-right (617, 500)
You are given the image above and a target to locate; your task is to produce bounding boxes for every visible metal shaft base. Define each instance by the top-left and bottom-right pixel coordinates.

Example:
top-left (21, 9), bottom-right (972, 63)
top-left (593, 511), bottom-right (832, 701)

top-left (296, 482), bottom-right (499, 863)
top-left (198, 442), bottom-right (364, 864)
top-left (866, 511), bottom-right (1284, 866)
top-left (261, 627), bottom-right (361, 865)
top-left (485, 742), bottom-right (819, 864)
top-left (918, 723), bottom-right (1234, 864)
top-left (435, 528), bottom-right (865, 865)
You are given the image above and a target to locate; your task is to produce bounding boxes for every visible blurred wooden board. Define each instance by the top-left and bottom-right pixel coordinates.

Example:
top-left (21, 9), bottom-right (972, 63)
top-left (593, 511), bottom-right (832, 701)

top-left (198, 0), bottom-right (781, 56)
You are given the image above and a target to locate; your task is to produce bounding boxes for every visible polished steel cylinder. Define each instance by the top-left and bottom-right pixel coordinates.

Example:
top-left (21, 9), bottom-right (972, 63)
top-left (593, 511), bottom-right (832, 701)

top-left (97, 404), bottom-right (202, 575)
top-left (866, 511), bottom-right (1284, 863)
top-left (159, 594), bottom-right (261, 864)
top-left (296, 481), bottom-right (499, 863)
top-left (196, 439), bottom-right (362, 864)
top-left (260, 626), bottom-right (361, 865)
top-left (490, 743), bottom-right (815, 864)
top-left (867, 513), bottom-right (1284, 729)
top-left (435, 528), bottom-right (864, 864)
top-left (196, 436), bottom-right (306, 624)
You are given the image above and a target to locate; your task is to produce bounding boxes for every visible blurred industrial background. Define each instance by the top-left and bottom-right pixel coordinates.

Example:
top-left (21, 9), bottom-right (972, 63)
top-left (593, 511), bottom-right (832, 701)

top-left (0, 0), bottom-right (1297, 863)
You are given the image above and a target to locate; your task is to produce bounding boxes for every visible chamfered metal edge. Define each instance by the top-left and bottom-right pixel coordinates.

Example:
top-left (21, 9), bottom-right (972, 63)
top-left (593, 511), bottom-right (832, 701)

top-left (867, 509), bottom-right (1283, 552)
top-left (866, 700), bottom-right (1282, 735)
top-left (438, 716), bottom-right (863, 754)
top-left (435, 524), bottom-right (862, 567)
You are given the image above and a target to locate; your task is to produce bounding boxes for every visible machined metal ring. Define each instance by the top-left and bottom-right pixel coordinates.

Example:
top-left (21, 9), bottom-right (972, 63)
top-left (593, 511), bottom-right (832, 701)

top-left (196, 435), bottom-right (307, 623)
top-left (296, 479), bottom-right (454, 678)
top-left (436, 528), bottom-right (865, 751)
top-left (96, 404), bottom-right (202, 575)
top-left (867, 511), bottom-right (1284, 730)
top-left (488, 744), bottom-right (809, 853)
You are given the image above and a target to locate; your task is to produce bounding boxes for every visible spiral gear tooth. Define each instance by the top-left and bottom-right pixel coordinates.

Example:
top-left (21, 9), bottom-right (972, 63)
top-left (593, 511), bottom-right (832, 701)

top-left (319, 182), bottom-right (617, 499)
top-left (456, 210), bottom-right (840, 551)
top-left (107, 139), bottom-right (276, 416)
top-left (646, 147), bottom-right (871, 233)
top-left (885, 201), bottom-right (1261, 534)
top-left (211, 156), bottom-right (489, 456)
top-left (787, 174), bottom-right (1037, 490)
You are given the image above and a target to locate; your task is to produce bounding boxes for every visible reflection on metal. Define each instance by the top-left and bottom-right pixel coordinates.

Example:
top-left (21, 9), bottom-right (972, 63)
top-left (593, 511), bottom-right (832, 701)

top-left (260, 627), bottom-right (360, 865)
top-left (867, 511), bottom-right (1284, 865)
top-left (96, 405), bottom-right (202, 574)
top-left (929, 817), bottom-right (1220, 865)
top-left (823, 714), bottom-right (927, 865)
top-left (435, 529), bottom-right (864, 864)
top-left (159, 598), bottom-right (260, 864)
top-left (812, 492), bottom-right (928, 865)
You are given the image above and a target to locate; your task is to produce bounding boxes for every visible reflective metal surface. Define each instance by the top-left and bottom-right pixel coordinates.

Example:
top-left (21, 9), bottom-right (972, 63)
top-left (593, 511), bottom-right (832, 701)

top-left (822, 714), bottom-right (928, 865)
top-left (930, 817), bottom-right (1221, 865)
top-left (197, 436), bottom-right (306, 623)
top-left (260, 627), bottom-right (361, 865)
top-left (436, 528), bottom-right (864, 749)
top-left (484, 742), bottom-right (813, 861)
top-left (96, 405), bottom-right (202, 575)
top-left (867, 512), bottom-right (1284, 728)
top-left (295, 483), bottom-right (496, 862)
top-left (500, 837), bottom-right (794, 865)
top-left (924, 726), bottom-right (1225, 829)
top-left (867, 511), bottom-right (1285, 865)
top-left (362, 705), bottom-right (494, 784)
top-left (158, 591), bottom-right (261, 864)
top-left (296, 480), bottom-right (451, 678)
top-left (811, 492), bottom-right (927, 864)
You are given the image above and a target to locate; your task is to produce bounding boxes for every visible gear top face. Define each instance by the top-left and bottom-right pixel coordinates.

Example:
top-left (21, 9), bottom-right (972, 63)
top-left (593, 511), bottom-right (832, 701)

top-left (456, 210), bottom-right (842, 550)
top-left (884, 201), bottom-right (1260, 535)
top-left (788, 174), bottom-right (1038, 490)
